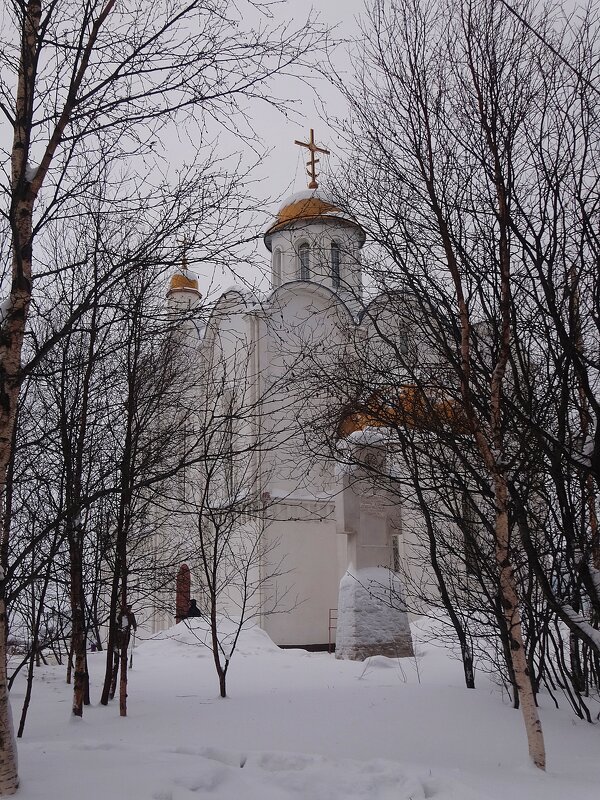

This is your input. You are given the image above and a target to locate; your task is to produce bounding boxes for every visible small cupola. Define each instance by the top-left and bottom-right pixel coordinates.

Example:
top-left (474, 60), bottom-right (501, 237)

top-left (167, 247), bottom-right (202, 312)
top-left (264, 130), bottom-right (366, 297)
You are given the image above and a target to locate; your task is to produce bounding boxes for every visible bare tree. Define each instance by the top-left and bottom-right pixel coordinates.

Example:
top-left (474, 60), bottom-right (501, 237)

top-left (317, 0), bottom-right (600, 770)
top-left (154, 315), bottom-right (299, 698)
top-left (0, 2), bottom-right (325, 787)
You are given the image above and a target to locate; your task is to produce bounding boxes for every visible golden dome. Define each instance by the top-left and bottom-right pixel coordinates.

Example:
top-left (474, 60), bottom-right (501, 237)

top-left (168, 272), bottom-right (200, 294)
top-left (277, 195), bottom-right (340, 225)
top-left (264, 190), bottom-right (365, 250)
top-left (338, 386), bottom-right (468, 438)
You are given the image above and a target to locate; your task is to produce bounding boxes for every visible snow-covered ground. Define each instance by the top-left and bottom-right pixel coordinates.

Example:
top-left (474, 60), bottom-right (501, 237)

top-left (10, 619), bottom-right (600, 799)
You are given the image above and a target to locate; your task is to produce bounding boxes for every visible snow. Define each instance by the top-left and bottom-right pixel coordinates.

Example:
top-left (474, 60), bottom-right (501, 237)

top-left (342, 427), bottom-right (392, 447)
top-left (180, 268), bottom-right (198, 282)
top-left (277, 189), bottom-right (336, 211)
top-left (275, 189), bottom-right (353, 223)
top-left (563, 605), bottom-right (600, 649)
top-left (220, 285), bottom-right (258, 304)
top-left (11, 617), bottom-right (600, 800)
top-left (24, 162), bottom-right (38, 181)
top-left (336, 568), bottom-right (413, 660)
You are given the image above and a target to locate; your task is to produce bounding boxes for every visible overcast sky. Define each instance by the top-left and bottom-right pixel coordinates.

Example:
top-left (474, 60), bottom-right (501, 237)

top-left (196, 0), bottom-right (368, 289)
top-left (0, 0), bottom-right (369, 293)
top-left (253, 0), bottom-right (366, 199)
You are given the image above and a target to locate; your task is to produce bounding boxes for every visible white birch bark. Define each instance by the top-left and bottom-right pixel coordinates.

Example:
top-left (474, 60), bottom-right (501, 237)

top-left (0, 597), bottom-right (18, 795)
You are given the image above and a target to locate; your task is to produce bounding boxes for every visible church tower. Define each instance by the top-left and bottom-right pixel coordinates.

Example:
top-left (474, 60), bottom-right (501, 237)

top-left (167, 263), bottom-right (202, 313)
top-left (166, 250), bottom-right (202, 314)
top-left (263, 130), bottom-right (366, 302)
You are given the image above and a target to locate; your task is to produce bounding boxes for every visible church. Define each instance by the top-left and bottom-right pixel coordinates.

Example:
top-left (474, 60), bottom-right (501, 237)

top-left (148, 132), bottom-right (423, 659)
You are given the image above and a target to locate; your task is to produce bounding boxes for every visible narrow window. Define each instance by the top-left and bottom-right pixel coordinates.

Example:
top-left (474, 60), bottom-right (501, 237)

top-left (299, 243), bottom-right (310, 280)
top-left (399, 324), bottom-right (409, 356)
top-left (225, 414), bottom-right (234, 492)
top-left (331, 241), bottom-right (341, 289)
top-left (273, 248), bottom-right (282, 287)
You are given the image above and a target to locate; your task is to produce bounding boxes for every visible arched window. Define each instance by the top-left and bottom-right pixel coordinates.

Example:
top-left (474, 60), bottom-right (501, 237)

top-left (298, 242), bottom-right (310, 280)
top-left (331, 241), bottom-right (341, 289)
top-left (273, 248), bottom-right (282, 287)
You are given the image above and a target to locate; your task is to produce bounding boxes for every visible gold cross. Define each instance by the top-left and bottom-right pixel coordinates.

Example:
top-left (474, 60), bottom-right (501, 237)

top-left (294, 129), bottom-right (330, 189)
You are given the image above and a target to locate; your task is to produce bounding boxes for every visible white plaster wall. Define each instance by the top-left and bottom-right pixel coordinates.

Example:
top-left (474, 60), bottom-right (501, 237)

top-left (248, 287), bottom-right (351, 645)
top-left (268, 220), bottom-right (363, 302)
top-left (162, 283), bottom-right (348, 648)
top-left (152, 219), bottom-right (449, 648)
top-left (256, 284), bottom-right (352, 497)
top-left (261, 517), bottom-right (341, 647)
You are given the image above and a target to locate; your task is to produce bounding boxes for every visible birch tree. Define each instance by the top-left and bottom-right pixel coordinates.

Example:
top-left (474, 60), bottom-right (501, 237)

top-left (325, 0), bottom-right (600, 770)
top-left (0, 1), bottom-right (323, 789)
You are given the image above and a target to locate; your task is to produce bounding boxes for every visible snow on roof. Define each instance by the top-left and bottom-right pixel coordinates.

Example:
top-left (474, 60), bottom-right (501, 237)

top-left (341, 427), bottom-right (392, 447)
top-left (179, 267), bottom-right (197, 281)
top-left (220, 284), bottom-right (261, 305)
top-left (277, 188), bottom-right (337, 212)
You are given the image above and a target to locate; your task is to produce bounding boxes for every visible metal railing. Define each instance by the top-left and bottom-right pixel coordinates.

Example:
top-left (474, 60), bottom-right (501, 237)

top-left (328, 608), bottom-right (338, 653)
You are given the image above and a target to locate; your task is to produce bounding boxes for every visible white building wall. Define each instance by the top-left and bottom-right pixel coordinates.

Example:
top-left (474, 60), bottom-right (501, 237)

top-left (268, 220), bottom-right (363, 306)
top-left (149, 196), bottom-right (442, 650)
top-left (261, 516), bottom-right (340, 647)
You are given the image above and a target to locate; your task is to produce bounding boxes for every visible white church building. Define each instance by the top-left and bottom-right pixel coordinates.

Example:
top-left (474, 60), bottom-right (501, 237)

top-left (149, 134), bottom-right (422, 659)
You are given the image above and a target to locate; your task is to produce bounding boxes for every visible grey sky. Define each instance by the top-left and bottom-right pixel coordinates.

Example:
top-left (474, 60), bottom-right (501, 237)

top-left (203, 0), bottom-right (367, 290)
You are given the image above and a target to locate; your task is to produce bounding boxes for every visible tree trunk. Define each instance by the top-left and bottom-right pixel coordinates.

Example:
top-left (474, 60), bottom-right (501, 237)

top-left (118, 559), bottom-right (129, 716)
top-left (495, 480), bottom-right (545, 770)
top-left (119, 634), bottom-right (128, 717)
top-left (69, 522), bottom-right (87, 717)
top-left (109, 643), bottom-right (119, 701)
top-left (83, 651), bottom-right (90, 706)
top-left (210, 599), bottom-right (227, 698)
top-left (100, 558), bottom-right (121, 705)
top-left (218, 668), bottom-right (227, 700)
top-left (495, 593), bottom-right (519, 707)
top-left (66, 638), bottom-right (73, 685)
top-left (0, 0), bottom-right (43, 787)
top-left (0, 595), bottom-right (18, 794)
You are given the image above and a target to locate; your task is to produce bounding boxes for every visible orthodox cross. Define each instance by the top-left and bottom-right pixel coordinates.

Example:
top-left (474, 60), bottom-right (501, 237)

top-left (294, 129), bottom-right (330, 189)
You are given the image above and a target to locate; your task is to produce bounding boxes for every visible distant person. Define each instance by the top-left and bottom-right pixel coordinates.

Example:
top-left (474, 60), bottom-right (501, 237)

top-left (116, 605), bottom-right (137, 649)
top-left (187, 599), bottom-right (201, 617)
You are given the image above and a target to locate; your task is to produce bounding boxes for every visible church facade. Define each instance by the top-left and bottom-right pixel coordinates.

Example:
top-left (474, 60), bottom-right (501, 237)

top-left (149, 148), bottom-right (421, 658)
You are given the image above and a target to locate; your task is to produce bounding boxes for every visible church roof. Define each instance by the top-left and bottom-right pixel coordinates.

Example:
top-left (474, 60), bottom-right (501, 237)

top-left (169, 270), bottom-right (199, 293)
top-left (167, 267), bottom-right (202, 304)
top-left (338, 386), bottom-right (469, 438)
top-left (264, 189), bottom-right (365, 250)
